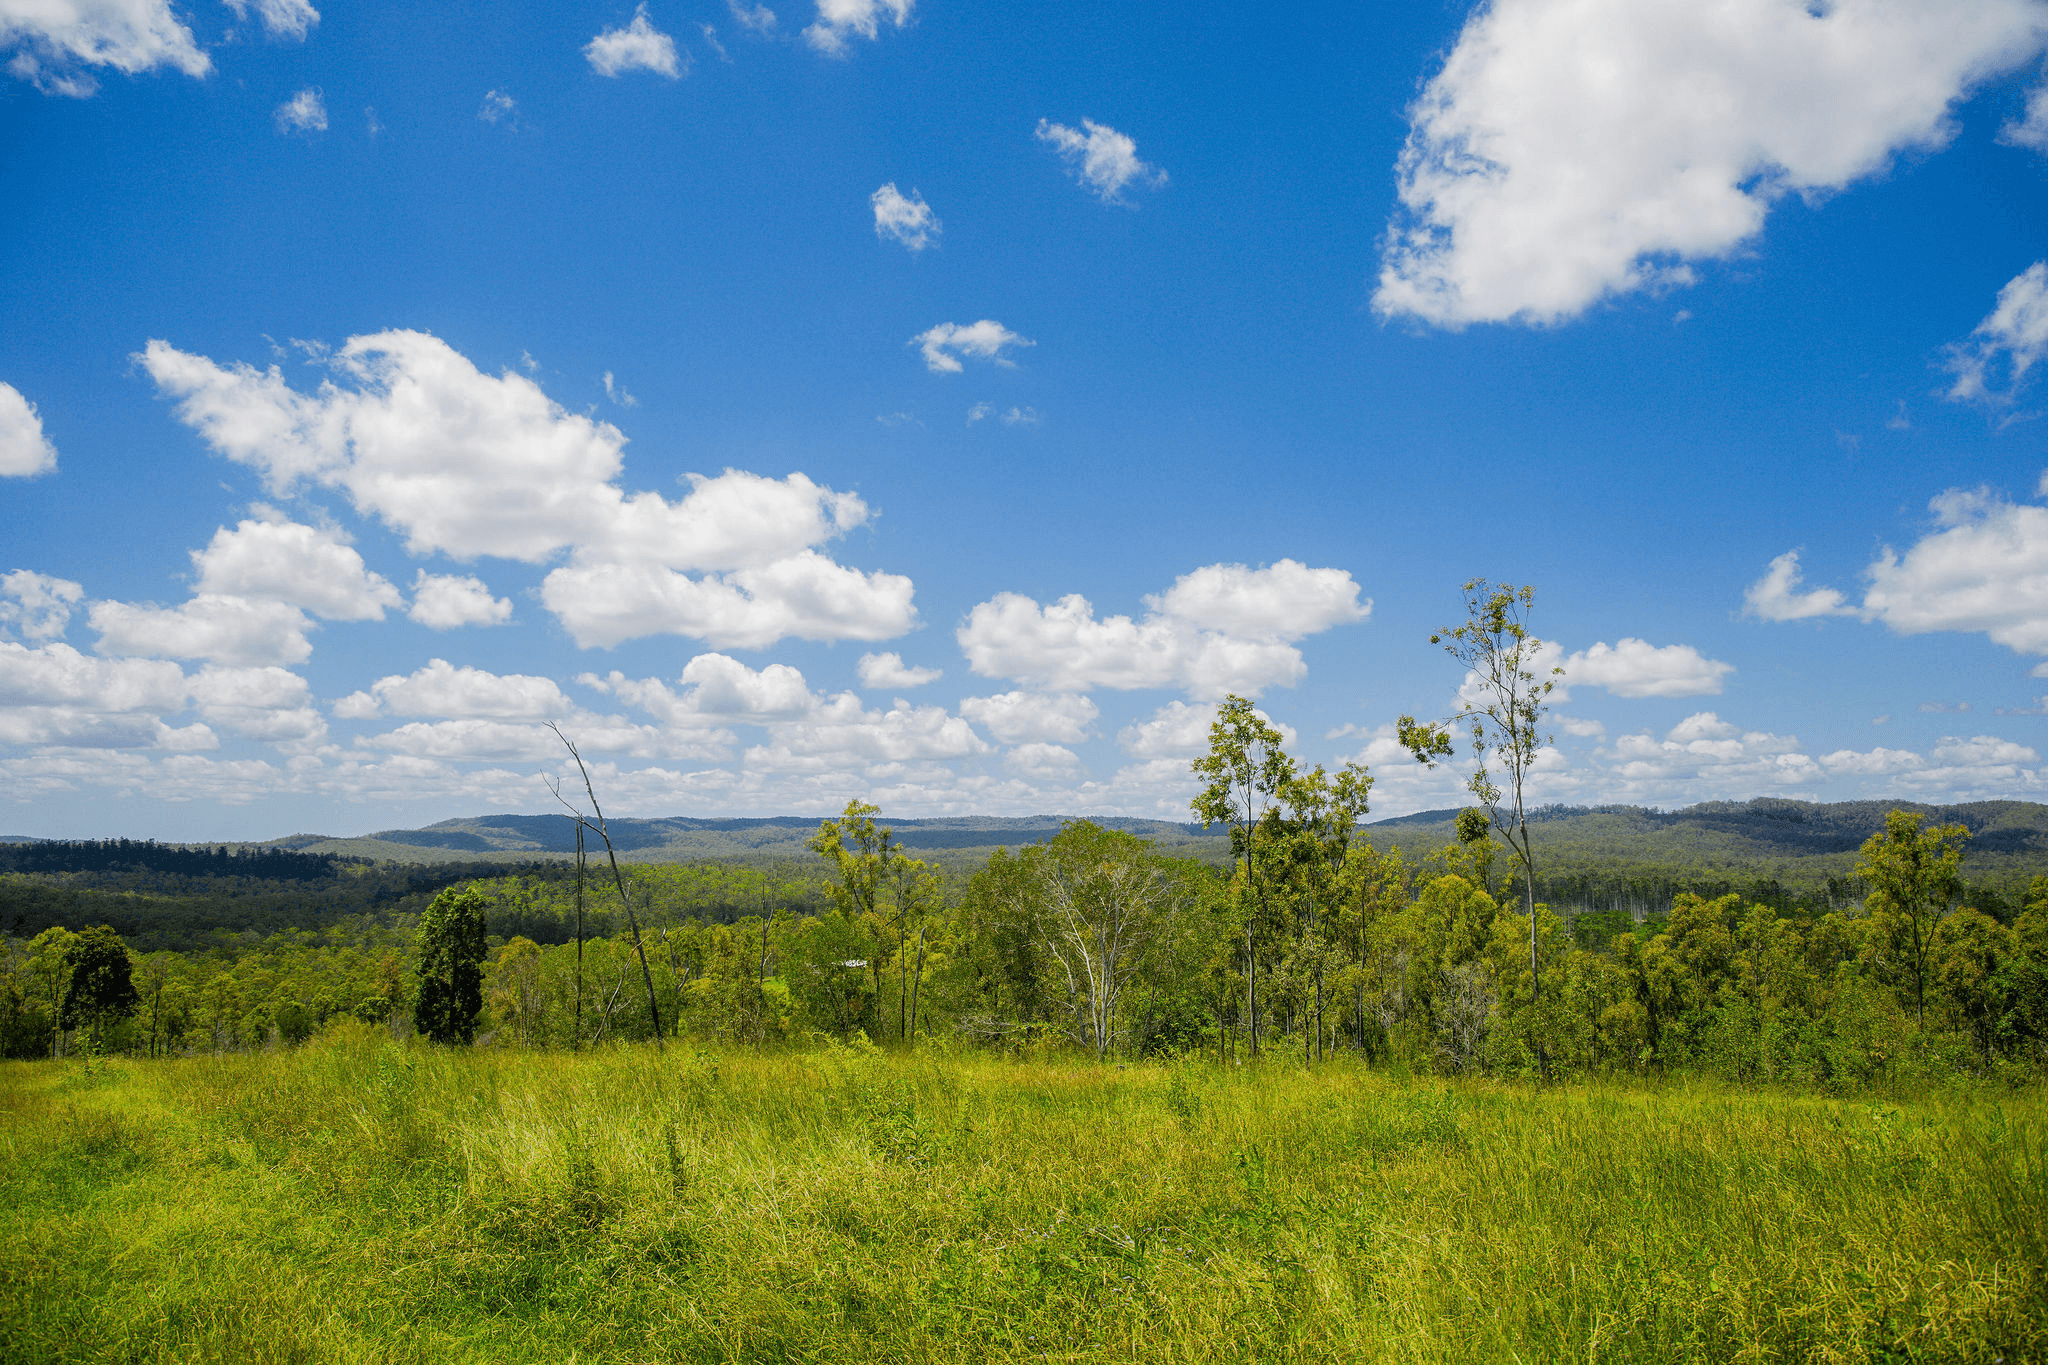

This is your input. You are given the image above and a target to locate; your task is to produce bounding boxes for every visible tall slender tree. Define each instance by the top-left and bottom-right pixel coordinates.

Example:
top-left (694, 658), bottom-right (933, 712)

top-left (1192, 696), bottom-right (1295, 1058)
top-left (413, 887), bottom-right (487, 1045)
top-left (548, 725), bottom-right (664, 1050)
top-left (1398, 580), bottom-right (1559, 1040)
top-left (1857, 809), bottom-right (1969, 1028)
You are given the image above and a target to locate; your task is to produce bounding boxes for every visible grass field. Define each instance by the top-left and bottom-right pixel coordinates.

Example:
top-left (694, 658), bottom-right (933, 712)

top-left (2, 1031), bottom-right (2043, 1363)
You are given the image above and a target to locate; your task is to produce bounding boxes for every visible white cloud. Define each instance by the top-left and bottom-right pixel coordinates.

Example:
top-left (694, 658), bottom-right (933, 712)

top-left (699, 23), bottom-right (728, 60)
top-left (961, 690), bottom-right (1098, 745)
top-left (857, 651), bottom-right (941, 689)
top-left (188, 665), bottom-right (323, 743)
top-left (1001, 406), bottom-right (1039, 426)
top-left (1375, 0), bottom-right (2048, 327)
top-left (191, 516), bottom-right (402, 620)
top-left (601, 372), bottom-right (637, 407)
top-left (0, 571), bottom-right (82, 641)
top-left (1005, 742), bottom-right (1084, 782)
top-left (225, 0), bottom-right (317, 40)
top-left (542, 547), bottom-right (914, 650)
top-left (1944, 261), bottom-right (2048, 403)
top-left (960, 560), bottom-right (1367, 698)
top-left (1116, 698), bottom-right (1295, 759)
top-left (1035, 118), bottom-right (1167, 203)
top-left (1743, 549), bottom-right (1855, 621)
top-left (728, 0), bottom-right (775, 34)
top-left (0, 382), bottom-right (57, 476)
top-left (337, 658), bottom-right (570, 720)
top-left (871, 183), bottom-right (939, 252)
top-left (1859, 486), bottom-right (2048, 657)
top-left (2002, 80), bottom-right (2048, 150)
top-left (274, 87), bottom-right (327, 135)
top-left (743, 694), bottom-right (988, 771)
top-left (1151, 559), bottom-right (1370, 639)
top-left (803, 0), bottom-right (910, 55)
top-left (141, 331), bottom-right (916, 650)
top-left (967, 402), bottom-right (991, 424)
top-left (89, 595), bottom-right (313, 668)
top-left (0, 0), bottom-right (210, 96)
top-left (585, 4), bottom-right (683, 78)
top-left (1556, 715), bottom-right (1606, 739)
top-left (1598, 711), bottom-right (1822, 796)
top-left (912, 320), bottom-right (1031, 374)
top-left (479, 89), bottom-right (515, 124)
top-left (1558, 638), bottom-right (1734, 699)
top-left (0, 641), bottom-right (198, 749)
top-left (408, 572), bottom-right (512, 629)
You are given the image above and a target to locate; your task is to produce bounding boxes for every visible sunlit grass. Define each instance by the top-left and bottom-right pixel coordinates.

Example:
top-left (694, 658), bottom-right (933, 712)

top-left (2, 1030), bottom-right (2042, 1363)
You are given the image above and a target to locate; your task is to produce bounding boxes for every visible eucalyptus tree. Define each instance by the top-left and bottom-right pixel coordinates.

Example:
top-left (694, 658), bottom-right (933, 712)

top-left (809, 798), bottom-right (899, 1036)
top-left (1010, 822), bottom-right (1189, 1059)
top-left (1276, 762), bottom-right (1372, 1063)
top-left (1191, 696), bottom-right (1295, 1057)
top-left (1856, 809), bottom-right (1969, 1028)
top-left (1398, 581), bottom-right (1560, 1018)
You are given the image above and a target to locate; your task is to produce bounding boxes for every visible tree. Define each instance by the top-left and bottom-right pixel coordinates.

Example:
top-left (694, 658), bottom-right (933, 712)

top-left (1275, 762), bottom-right (1372, 1063)
top-left (1856, 809), bottom-right (1968, 1028)
top-left (26, 927), bottom-right (76, 1058)
top-left (60, 925), bottom-right (138, 1050)
top-left (1398, 580), bottom-right (1560, 1037)
top-left (1006, 822), bottom-right (1189, 1059)
top-left (809, 798), bottom-right (898, 1038)
top-left (1191, 696), bottom-right (1295, 1057)
top-left (414, 886), bottom-right (487, 1044)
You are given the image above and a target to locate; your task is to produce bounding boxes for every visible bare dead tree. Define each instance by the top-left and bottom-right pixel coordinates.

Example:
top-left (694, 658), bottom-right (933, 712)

top-left (547, 724), bottom-right (664, 1051)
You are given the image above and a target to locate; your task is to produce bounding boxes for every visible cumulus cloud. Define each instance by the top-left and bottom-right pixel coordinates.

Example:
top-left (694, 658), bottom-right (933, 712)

top-left (585, 4), bottom-right (683, 78)
top-left (1035, 118), bottom-right (1167, 203)
top-left (0, 382), bottom-right (57, 476)
top-left (0, 641), bottom-right (198, 749)
top-left (1858, 486), bottom-right (2048, 656)
top-left (90, 595), bottom-right (313, 668)
top-left (1944, 261), bottom-right (2048, 403)
top-left (225, 0), bottom-right (318, 40)
top-left (912, 320), bottom-right (1031, 373)
top-left (0, 0), bottom-right (211, 96)
top-left (479, 89), bottom-right (515, 124)
top-left (857, 651), bottom-right (940, 689)
top-left (141, 331), bottom-right (916, 650)
top-left (1743, 549), bottom-right (1856, 621)
top-left (191, 516), bottom-right (402, 621)
top-left (871, 183), bottom-right (939, 252)
top-left (960, 560), bottom-right (1368, 698)
top-left (0, 571), bottom-right (81, 641)
top-left (1557, 638), bottom-right (1734, 699)
top-left (961, 690), bottom-right (1098, 745)
top-left (803, 0), bottom-right (910, 55)
top-left (1005, 742), bottom-right (1084, 782)
top-left (187, 665), bottom-right (323, 743)
top-left (274, 87), bottom-right (327, 134)
top-left (336, 658), bottom-right (570, 721)
top-left (744, 694), bottom-right (988, 771)
top-left (408, 572), bottom-right (512, 629)
top-left (1375, 0), bottom-right (2048, 327)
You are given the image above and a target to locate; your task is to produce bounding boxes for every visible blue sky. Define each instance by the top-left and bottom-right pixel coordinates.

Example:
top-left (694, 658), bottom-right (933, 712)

top-left (3, 0), bottom-right (2048, 840)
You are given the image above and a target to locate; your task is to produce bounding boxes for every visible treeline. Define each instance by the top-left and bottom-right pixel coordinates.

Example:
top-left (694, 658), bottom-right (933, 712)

top-left (0, 839), bottom-right (344, 883)
top-left (0, 855), bottom-right (831, 954)
top-left (9, 803), bottom-right (2046, 1090)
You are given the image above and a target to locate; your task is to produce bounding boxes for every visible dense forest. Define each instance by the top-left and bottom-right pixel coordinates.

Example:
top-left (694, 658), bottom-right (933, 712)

top-left (9, 784), bottom-right (2046, 1086)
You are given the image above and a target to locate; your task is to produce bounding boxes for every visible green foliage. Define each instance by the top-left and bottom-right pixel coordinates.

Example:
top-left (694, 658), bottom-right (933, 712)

top-left (57, 926), bottom-right (137, 1041)
top-left (413, 887), bottom-right (487, 1045)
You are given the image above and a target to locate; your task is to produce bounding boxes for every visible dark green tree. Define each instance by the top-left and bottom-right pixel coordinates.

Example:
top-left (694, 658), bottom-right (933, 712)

top-left (59, 925), bottom-right (138, 1048)
top-left (413, 886), bottom-right (487, 1044)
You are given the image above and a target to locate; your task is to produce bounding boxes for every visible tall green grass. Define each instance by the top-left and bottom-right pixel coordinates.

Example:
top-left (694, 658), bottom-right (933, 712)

top-left (2, 1029), bottom-right (2042, 1363)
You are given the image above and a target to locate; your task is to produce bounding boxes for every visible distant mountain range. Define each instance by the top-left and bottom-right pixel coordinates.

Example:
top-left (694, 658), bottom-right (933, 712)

top-left (219, 797), bottom-right (2048, 894)
top-left (8, 797), bottom-right (2044, 901)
